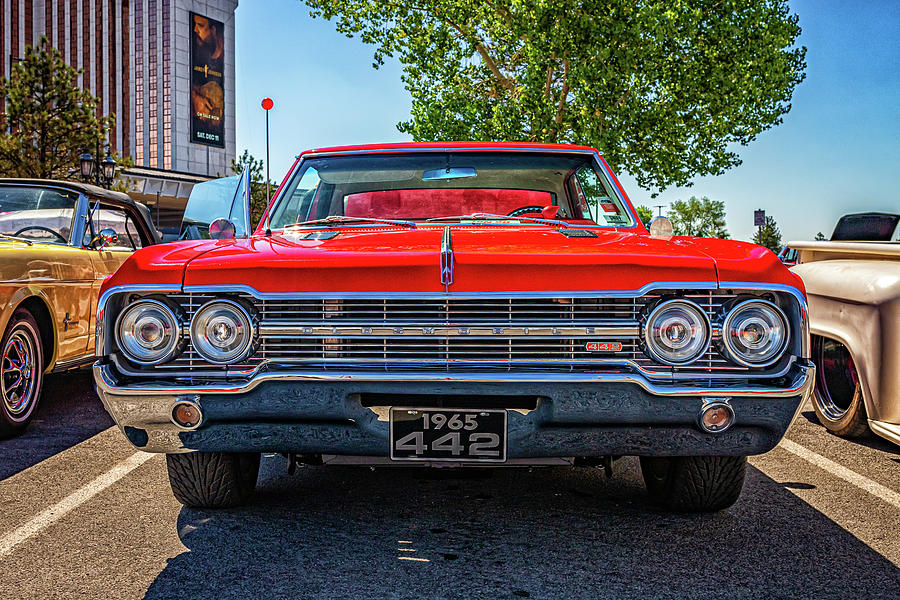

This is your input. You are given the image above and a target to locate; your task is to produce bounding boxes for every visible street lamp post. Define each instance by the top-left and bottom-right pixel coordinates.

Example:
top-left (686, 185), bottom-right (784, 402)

top-left (80, 144), bottom-right (117, 189)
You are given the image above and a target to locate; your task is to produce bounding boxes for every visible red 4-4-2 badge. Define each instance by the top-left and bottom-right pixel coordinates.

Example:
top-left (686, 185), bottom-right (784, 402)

top-left (585, 341), bottom-right (623, 352)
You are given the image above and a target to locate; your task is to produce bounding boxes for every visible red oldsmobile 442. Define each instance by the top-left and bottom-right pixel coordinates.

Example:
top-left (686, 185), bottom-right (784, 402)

top-left (93, 142), bottom-right (814, 512)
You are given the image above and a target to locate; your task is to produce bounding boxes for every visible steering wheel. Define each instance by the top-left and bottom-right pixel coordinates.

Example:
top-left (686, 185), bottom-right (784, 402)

top-left (507, 206), bottom-right (545, 217)
top-left (13, 226), bottom-right (66, 243)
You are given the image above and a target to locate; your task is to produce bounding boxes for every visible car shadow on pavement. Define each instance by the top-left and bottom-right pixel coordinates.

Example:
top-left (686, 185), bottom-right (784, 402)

top-left (799, 410), bottom-right (900, 455)
top-left (0, 371), bottom-right (113, 481)
top-left (144, 457), bottom-right (900, 600)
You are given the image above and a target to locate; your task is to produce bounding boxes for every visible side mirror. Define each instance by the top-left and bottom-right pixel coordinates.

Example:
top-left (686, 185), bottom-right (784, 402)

top-left (96, 228), bottom-right (119, 249)
top-left (209, 218), bottom-right (236, 240)
top-left (649, 216), bottom-right (674, 238)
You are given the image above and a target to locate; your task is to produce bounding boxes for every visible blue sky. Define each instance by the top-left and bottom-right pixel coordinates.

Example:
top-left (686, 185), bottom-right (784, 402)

top-left (235, 0), bottom-right (899, 242)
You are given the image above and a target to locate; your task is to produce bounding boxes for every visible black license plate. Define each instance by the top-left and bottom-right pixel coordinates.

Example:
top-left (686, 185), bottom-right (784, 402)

top-left (390, 408), bottom-right (507, 463)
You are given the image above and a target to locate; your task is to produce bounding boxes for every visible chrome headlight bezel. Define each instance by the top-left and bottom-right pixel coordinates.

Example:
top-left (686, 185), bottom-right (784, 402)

top-left (719, 299), bottom-right (790, 368)
top-left (189, 299), bottom-right (256, 365)
top-left (114, 299), bottom-right (183, 366)
top-left (642, 299), bottom-right (712, 366)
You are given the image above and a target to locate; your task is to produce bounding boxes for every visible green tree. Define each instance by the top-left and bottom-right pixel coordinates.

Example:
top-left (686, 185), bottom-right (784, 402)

top-left (231, 150), bottom-right (277, 228)
top-left (667, 196), bottom-right (729, 238)
top-left (635, 205), bottom-right (653, 227)
top-left (753, 215), bottom-right (782, 251)
top-left (814, 231), bottom-right (827, 241)
top-left (0, 37), bottom-right (120, 180)
top-left (302, 0), bottom-right (806, 193)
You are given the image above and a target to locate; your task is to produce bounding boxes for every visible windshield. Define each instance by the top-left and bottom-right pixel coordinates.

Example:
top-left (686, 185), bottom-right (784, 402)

top-left (0, 185), bottom-right (79, 244)
top-left (267, 152), bottom-right (635, 229)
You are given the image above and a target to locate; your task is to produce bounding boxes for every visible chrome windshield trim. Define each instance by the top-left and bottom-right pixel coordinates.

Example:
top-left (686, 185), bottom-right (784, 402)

top-left (267, 147), bottom-right (642, 233)
top-left (181, 281), bottom-right (719, 299)
top-left (301, 146), bottom-right (603, 158)
top-left (94, 360), bottom-right (815, 399)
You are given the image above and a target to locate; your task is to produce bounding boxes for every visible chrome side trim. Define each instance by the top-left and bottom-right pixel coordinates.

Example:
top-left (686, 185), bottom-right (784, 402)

top-left (51, 354), bottom-right (97, 373)
top-left (94, 360), bottom-right (816, 399)
top-left (257, 321), bottom-right (640, 338)
top-left (180, 281), bottom-right (719, 299)
top-left (868, 420), bottom-right (900, 446)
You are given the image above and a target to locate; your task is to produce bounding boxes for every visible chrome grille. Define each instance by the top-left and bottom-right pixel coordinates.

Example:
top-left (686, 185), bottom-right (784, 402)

top-left (121, 291), bottom-right (747, 377)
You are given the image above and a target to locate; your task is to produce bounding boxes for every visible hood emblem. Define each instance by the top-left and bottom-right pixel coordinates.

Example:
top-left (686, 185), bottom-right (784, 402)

top-left (440, 226), bottom-right (454, 291)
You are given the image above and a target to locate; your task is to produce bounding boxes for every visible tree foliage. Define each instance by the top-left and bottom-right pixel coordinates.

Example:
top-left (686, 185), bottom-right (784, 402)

top-left (635, 205), bottom-right (653, 226)
top-left (668, 196), bottom-right (729, 238)
top-left (814, 231), bottom-right (827, 241)
top-left (231, 149), bottom-right (277, 228)
top-left (753, 215), bottom-right (782, 251)
top-left (0, 37), bottom-right (118, 180)
top-left (302, 0), bottom-right (806, 193)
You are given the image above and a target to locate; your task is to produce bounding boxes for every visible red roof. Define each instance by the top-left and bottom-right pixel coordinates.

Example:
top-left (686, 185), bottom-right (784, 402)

top-left (300, 141), bottom-right (600, 157)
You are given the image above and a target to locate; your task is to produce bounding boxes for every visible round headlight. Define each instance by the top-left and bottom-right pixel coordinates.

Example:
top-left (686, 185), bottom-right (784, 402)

top-left (721, 299), bottom-right (789, 367)
top-left (643, 300), bottom-right (711, 366)
top-left (190, 300), bottom-right (255, 364)
top-left (115, 299), bottom-right (181, 365)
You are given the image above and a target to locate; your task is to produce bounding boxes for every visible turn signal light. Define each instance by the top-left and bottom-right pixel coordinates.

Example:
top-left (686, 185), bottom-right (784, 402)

top-left (172, 401), bottom-right (203, 429)
top-left (698, 400), bottom-right (735, 434)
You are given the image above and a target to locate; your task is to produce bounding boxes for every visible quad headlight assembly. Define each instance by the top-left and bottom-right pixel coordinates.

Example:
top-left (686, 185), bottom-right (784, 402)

top-left (643, 295), bottom-right (792, 369)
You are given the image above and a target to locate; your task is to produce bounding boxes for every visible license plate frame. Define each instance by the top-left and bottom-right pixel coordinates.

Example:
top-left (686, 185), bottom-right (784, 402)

top-left (389, 407), bottom-right (508, 463)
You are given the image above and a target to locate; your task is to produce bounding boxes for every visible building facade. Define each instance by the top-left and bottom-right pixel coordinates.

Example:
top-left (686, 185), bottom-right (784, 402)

top-left (1, 0), bottom-right (237, 177)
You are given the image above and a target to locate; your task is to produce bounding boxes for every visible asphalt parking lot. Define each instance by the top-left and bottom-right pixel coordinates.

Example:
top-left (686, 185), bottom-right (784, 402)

top-left (1, 371), bottom-right (898, 600)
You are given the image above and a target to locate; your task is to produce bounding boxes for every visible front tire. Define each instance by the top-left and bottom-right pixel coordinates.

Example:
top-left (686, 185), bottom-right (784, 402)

top-left (811, 336), bottom-right (869, 437)
top-left (165, 452), bottom-right (261, 508)
top-left (0, 309), bottom-right (44, 439)
top-left (640, 455), bottom-right (747, 512)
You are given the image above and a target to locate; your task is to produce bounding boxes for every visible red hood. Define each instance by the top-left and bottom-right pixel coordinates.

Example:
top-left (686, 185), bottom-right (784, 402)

top-left (178, 227), bottom-right (724, 293)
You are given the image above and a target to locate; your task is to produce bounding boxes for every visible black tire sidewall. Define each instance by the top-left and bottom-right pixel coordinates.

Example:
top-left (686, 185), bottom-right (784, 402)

top-left (0, 310), bottom-right (44, 433)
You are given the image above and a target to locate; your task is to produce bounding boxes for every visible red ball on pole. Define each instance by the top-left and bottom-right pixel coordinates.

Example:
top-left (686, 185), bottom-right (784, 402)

top-left (261, 97), bottom-right (274, 111)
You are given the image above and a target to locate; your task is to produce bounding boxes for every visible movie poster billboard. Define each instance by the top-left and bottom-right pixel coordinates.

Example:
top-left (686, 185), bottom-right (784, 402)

top-left (190, 12), bottom-right (225, 147)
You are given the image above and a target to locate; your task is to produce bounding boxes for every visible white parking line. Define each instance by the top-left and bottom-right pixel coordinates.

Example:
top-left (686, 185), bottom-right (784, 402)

top-left (0, 452), bottom-right (155, 556)
top-left (780, 439), bottom-right (900, 510)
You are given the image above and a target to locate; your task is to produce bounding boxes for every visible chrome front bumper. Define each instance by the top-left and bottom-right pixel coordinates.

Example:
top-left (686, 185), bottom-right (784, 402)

top-left (94, 360), bottom-right (816, 456)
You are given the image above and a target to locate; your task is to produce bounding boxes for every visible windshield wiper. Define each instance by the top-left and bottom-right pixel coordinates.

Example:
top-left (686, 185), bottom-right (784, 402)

top-left (286, 216), bottom-right (417, 229)
top-left (426, 213), bottom-right (569, 228)
top-left (0, 233), bottom-right (33, 245)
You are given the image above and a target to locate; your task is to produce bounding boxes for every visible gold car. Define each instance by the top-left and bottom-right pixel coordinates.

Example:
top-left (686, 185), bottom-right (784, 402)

top-left (0, 179), bottom-right (158, 437)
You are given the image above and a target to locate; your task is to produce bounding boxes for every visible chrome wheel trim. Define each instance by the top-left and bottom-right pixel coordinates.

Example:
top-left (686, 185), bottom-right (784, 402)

top-left (2, 329), bottom-right (38, 421)
top-left (813, 338), bottom-right (858, 422)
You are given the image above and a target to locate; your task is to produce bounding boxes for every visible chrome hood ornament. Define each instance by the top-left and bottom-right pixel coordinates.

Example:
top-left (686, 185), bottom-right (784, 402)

top-left (440, 226), bottom-right (454, 291)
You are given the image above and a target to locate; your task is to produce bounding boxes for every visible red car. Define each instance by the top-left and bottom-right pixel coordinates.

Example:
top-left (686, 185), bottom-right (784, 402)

top-left (93, 142), bottom-right (814, 512)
